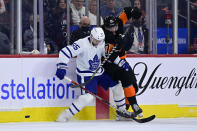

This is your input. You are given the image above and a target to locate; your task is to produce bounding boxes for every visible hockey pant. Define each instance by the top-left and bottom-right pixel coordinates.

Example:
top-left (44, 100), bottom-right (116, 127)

top-left (103, 63), bottom-right (139, 108)
top-left (103, 62), bottom-right (138, 92)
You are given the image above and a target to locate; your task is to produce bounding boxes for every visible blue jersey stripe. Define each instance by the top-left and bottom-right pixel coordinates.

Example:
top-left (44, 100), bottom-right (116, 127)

top-left (77, 68), bottom-right (94, 73)
top-left (77, 67), bottom-right (104, 74)
top-left (72, 103), bottom-right (80, 112)
top-left (69, 108), bottom-right (75, 115)
top-left (117, 103), bottom-right (126, 108)
top-left (115, 98), bottom-right (125, 103)
top-left (61, 50), bottom-right (70, 59)
top-left (57, 63), bottom-right (67, 66)
top-left (66, 46), bottom-right (73, 58)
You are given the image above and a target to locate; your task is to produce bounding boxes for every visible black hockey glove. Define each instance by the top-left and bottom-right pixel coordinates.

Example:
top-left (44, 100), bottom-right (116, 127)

top-left (124, 7), bottom-right (142, 20)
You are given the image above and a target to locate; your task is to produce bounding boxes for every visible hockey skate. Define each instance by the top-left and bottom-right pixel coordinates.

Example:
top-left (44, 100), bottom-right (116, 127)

top-left (132, 104), bottom-right (143, 118)
top-left (116, 108), bottom-right (135, 121)
top-left (56, 110), bottom-right (72, 122)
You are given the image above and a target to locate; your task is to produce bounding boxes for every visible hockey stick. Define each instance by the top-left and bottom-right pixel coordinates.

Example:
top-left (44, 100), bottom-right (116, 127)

top-left (70, 45), bottom-right (118, 88)
top-left (64, 76), bottom-right (156, 123)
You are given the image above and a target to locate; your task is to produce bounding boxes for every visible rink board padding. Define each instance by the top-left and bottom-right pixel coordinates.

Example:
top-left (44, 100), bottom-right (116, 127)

top-left (0, 105), bottom-right (197, 122)
top-left (0, 55), bottom-right (197, 122)
top-left (0, 106), bottom-right (96, 122)
top-left (96, 86), bottom-right (110, 119)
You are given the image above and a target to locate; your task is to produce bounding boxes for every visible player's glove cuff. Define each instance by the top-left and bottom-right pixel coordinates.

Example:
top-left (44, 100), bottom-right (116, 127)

top-left (57, 63), bottom-right (68, 69)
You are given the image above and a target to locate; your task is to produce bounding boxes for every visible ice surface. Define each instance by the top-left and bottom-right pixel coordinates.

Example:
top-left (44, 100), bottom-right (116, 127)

top-left (0, 118), bottom-right (197, 131)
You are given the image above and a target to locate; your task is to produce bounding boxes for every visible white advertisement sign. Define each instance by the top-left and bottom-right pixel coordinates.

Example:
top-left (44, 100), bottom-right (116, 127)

top-left (0, 58), bottom-right (81, 109)
top-left (127, 57), bottom-right (197, 106)
top-left (0, 56), bottom-right (197, 109)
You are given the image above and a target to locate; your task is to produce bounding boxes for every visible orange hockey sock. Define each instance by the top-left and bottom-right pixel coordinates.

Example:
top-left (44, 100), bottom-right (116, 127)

top-left (124, 86), bottom-right (138, 107)
top-left (125, 98), bottom-right (129, 105)
top-left (123, 85), bottom-right (136, 98)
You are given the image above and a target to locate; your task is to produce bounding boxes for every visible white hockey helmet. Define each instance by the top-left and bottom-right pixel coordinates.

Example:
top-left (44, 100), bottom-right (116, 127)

top-left (90, 27), bottom-right (105, 41)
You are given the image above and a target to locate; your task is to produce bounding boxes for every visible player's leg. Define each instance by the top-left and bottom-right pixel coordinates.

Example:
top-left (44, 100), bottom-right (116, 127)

top-left (123, 85), bottom-right (143, 117)
top-left (110, 82), bottom-right (134, 121)
top-left (119, 68), bottom-right (143, 118)
top-left (56, 75), bottom-right (97, 122)
top-left (98, 72), bottom-right (135, 120)
top-left (111, 82), bottom-right (126, 111)
top-left (56, 93), bottom-right (94, 122)
top-left (98, 72), bottom-right (125, 109)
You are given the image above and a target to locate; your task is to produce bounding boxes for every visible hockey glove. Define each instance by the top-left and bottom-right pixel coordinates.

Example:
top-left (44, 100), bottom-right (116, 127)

top-left (124, 7), bottom-right (142, 20)
top-left (118, 59), bottom-right (131, 71)
top-left (56, 63), bottom-right (67, 80)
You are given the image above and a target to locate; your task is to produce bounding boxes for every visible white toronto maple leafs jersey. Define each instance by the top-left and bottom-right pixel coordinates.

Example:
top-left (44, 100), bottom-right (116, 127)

top-left (57, 36), bottom-right (105, 76)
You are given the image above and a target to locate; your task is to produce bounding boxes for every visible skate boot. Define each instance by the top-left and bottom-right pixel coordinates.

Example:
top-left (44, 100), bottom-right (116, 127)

top-left (132, 104), bottom-right (143, 118)
top-left (116, 108), bottom-right (135, 121)
top-left (56, 109), bottom-right (72, 122)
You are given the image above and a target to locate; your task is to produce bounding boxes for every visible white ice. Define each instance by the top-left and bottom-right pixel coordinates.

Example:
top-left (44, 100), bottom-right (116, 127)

top-left (0, 118), bottom-right (197, 131)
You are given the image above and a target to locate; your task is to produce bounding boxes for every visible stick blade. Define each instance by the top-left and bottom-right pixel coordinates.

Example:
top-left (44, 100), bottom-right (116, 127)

top-left (133, 115), bottom-right (156, 123)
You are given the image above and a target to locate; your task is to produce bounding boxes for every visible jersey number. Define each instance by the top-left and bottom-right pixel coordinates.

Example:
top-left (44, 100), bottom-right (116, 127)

top-left (72, 43), bottom-right (80, 50)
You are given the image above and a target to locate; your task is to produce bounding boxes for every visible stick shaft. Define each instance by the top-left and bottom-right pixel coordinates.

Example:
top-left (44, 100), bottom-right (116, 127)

top-left (64, 76), bottom-right (117, 110)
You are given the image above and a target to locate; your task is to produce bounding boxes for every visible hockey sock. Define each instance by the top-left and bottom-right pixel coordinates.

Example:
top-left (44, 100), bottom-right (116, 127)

top-left (111, 83), bottom-right (127, 110)
top-left (123, 85), bottom-right (136, 98)
top-left (123, 85), bottom-right (138, 106)
top-left (125, 98), bottom-right (130, 110)
top-left (127, 96), bottom-right (137, 105)
top-left (126, 104), bottom-right (130, 110)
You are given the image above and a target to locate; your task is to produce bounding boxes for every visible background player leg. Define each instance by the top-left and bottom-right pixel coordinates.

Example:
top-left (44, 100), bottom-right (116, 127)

top-left (124, 85), bottom-right (143, 118)
top-left (111, 83), bottom-right (134, 121)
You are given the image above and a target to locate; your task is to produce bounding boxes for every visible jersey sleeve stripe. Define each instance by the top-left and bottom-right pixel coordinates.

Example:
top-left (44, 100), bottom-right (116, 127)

top-left (60, 50), bottom-right (71, 59)
top-left (65, 46), bottom-right (73, 58)
top-left (120, 54), bottom-right (127, 59)
top-left (57, 63), bottom-right (67, 66)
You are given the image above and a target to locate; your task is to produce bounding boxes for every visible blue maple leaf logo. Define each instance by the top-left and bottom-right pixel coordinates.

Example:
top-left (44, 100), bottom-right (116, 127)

top-left (89, 55), bottom-right (100, 71)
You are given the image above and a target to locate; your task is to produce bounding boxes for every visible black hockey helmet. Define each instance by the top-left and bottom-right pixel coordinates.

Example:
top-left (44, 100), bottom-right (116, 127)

top-left (103, 15), bottom-right (118, 28)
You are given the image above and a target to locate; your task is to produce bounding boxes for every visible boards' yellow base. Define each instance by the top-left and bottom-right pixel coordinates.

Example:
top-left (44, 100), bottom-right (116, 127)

top-left (1, 104), bottom-right (197, 123)
top-left (109, 104), bottom-right (197, 119)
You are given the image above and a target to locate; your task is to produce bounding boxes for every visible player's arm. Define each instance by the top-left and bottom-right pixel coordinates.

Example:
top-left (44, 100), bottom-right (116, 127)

top-left (104, 33), bottom-right (126, 63)
top-left (119, 7), bottom-right (142, 26)
top-left (106, 36), bottom-right (128, 70)
top-left (56, 42), bottom-right (83, 80)
top-left (57, 41), bottom-right (83, 64)
top-left (113, 56), bottom-right (130, 71)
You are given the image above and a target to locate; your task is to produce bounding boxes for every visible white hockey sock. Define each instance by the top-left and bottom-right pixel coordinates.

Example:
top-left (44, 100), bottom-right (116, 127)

top-left (111, 83), bottom-right (126, 110)
top-left (69, 93), bottom-right (95, 115)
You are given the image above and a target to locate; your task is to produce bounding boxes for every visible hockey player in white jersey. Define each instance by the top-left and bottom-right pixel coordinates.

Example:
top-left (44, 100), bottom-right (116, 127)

top-left (55, 27), bottom-right (132, 122)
